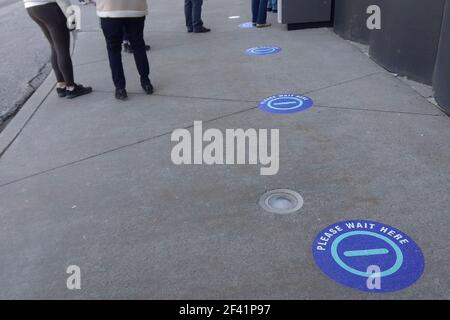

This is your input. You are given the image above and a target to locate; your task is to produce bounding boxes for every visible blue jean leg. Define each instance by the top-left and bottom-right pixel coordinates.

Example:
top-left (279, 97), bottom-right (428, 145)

top-left (252, 0), bottom-right (269, 24)
top-left (185, 0), bottom-right (204, 31)
top-left (268, 0), bottom-right (278, 10)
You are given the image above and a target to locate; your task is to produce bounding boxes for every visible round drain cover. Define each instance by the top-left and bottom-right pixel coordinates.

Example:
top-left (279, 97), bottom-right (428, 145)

top-left (259, 189), bottom-right (304, 214)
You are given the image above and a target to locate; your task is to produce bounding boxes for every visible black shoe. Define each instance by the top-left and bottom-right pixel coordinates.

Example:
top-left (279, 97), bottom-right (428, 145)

top-left (123, 42), bottom-right (132, 53)
top-left (273, 9), bottom-right (278, 13)
top-left (66, 84), bottom-right (92, 99)
top-left (267, 7), bottom-right (272, 12)
top-left (56, 87), bottom-right (67, 98)
top-left (142, 82), bottom-right (154, 95)
top-left (115, 88), bottom-right (128, 101)
top-left (145, 44), bottom-right (151, 51)
top-left (193, 26), bottom-right (211, 33)
top-left (187, 27), bottom-right (193, 33)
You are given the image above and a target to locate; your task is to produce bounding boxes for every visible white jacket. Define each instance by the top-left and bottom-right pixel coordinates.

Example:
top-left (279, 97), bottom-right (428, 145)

top-left (95, 0), bottom-right (148, 18)
top-left (23, 0), bottom-right (71, 9)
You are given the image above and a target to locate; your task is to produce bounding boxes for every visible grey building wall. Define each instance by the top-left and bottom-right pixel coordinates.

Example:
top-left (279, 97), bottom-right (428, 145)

top-left (433, 0), bottom-right (450, 114)
top-left (369, 0), bottom-right (446, 85)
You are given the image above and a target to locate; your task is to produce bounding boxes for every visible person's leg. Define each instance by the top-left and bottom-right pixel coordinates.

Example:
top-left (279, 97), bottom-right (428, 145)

top-left (27, 4), bottom-right (74, 86)
top-left (122, 25), bottom-right (133, 53)
top-left (125, 17), bottom-right (151, 87)
top-left (46, 10), bottom-right (75, 87)
top-left (123, 25), bottom-right (129, 42)
top-left (101, 17), bottom-right (126, 90)
top-left (27, 3), bottom-right (91, 98)
top-left (185, 0), bottom-right (193, 31)
top-left (27, 11), bottom-right (68, 97)
top-left (273, 0), bottom-right (278, 11)
top-left (192, 0), bottom-right (204, 32)
top-left (257, 0), bottom-right (269, 24)
top-left (27, 11), bottom-right (65, 85)
top-left (252, 0), bottom-right (260, 24)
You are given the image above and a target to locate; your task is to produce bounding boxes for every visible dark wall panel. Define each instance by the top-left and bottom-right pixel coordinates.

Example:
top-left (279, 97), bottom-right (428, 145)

top-left (279, 0), bottom-right (333, 25)
top-left (334, 0), bottom-right (375, 44)
top-left (433, 0), bottom-right (450, 114)
top-left (369, 0), bottom-right (446, 85)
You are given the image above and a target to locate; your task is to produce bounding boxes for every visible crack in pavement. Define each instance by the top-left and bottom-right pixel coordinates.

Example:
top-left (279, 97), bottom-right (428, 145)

top-left (0, 104), bottom-right (259, 188)
top-left (0, 69), bottom-right (443, 188)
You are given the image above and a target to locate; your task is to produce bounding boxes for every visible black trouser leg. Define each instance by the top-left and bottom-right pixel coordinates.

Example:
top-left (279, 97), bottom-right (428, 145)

top-left (123, 25), bottom-right (129, 42)
top-left (101, 18), bottom-right (126, 90)
top-left (124, 17), bottom-right (150, 85)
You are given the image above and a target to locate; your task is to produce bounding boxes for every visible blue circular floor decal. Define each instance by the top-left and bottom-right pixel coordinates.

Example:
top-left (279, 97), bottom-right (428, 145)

top-left (246, 46), bottom-right (282, 56)
top-left (239, 22), bottom-right (255, 29)
top-left (258, 94), bottom-right (314, 114)
top-left (312, 220), bottom-right (425, 293)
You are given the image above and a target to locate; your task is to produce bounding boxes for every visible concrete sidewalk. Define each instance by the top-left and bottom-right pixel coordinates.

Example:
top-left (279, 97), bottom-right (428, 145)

top-left (0, 0), bottom-right (449, 299)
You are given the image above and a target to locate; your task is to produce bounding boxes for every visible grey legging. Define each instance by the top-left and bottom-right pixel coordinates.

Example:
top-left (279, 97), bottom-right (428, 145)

top-left (27, 3), bottom-right (75, 86)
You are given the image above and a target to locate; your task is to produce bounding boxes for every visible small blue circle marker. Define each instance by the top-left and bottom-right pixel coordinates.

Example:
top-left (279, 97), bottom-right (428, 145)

top-left (312, 220), bottom-right (425, 293)
top-left (258, 94), bottom-right (314, 114)
top-left (246, 46), bottom-right (282, 56)
top-left (239, 22), bottom-right (255, 29)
